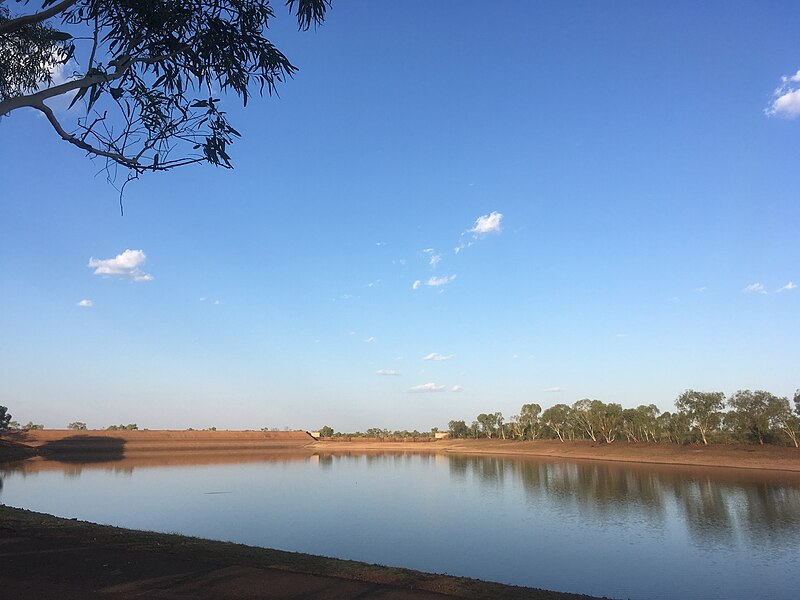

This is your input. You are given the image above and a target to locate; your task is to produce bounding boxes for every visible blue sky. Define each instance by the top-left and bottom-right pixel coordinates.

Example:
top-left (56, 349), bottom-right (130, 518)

top-left (1, 1), bottom-right (798, 431)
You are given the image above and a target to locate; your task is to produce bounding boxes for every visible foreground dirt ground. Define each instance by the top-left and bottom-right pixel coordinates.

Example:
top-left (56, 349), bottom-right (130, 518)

top-left (0, 506), bottom-right (599, 600)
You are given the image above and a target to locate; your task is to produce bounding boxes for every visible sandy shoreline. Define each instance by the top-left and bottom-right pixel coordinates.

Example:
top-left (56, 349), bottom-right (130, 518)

top-left (311, 438), bottom-right (800, 473)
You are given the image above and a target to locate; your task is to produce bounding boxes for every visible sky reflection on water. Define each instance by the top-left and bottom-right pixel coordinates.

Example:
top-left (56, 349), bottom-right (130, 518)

top-left (2, 452), bottom-right (799, 599)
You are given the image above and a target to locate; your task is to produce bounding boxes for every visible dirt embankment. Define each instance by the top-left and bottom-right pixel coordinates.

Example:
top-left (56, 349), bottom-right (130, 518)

top-left (3, 430), bottom-right (800, 472)
top-left (310, 438), bottom-right (800, 472)
top-left (0, 429), bottom-right (314, 461)
top-left (0, 506), bottom-right (599, 600)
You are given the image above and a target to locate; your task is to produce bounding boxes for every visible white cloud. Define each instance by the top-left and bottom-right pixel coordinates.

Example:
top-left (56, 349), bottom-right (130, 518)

top-left (769, 89), bottom-right (800, 118)
top-left (543, 387), bottom-right (562, 393)
top-left (470, 211), bottom-right (503, 235)
top-left (766, 71), bottom-right (800, 119)
top-left (76, 299), bottom-right (93, 308)
top-left (744, 282), bottom-right (767, 294)
top-left (422, 353), bottom-right (453, 361)
top-left (777, 281), bottom-right (797, 293)
top-left (376, 369), bottom-right (400, 376)
top-left (422, 248), bottom-right (434, 254)
top-left (695, 287), bottom-right (707, 293)
top-left (88, 249), bottom-right (153, 282)
top-left (364, 336), bottom-right (375, 343)
top-left (366, 280), bottom-right (381, 288)
top-left (429, 254), bottom-right (441, 268)
top-left (412, 280), bottom-right (422, 290)
top-left (451, 385), bottom-right (463, 392)
top-left (34, 56), bottom-right (81, 113)
top-left (408, 382), bottom-right (446, 393)
top-left (427, 274), bottom-right (456, 287)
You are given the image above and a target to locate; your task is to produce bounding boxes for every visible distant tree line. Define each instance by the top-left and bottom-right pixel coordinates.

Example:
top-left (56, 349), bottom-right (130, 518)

top-left (446, 390), bottom-right (800, 447)
top-left (0, 407), bottom-right (43, 432)
top-left (316, 425), bottom-right (439, 439)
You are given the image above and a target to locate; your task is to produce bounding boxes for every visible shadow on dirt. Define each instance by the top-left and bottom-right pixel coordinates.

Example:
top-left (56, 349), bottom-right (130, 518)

top-left (38, 435), bottom-right (126, 463)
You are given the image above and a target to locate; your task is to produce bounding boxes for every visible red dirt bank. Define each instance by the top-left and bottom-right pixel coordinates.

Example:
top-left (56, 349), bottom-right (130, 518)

top-left (3, 430), bottom-right (800, 472)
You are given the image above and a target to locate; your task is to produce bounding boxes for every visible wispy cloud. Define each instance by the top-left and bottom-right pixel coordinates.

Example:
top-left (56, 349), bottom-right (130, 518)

top-left (766, 70), bottom-right (800, 119)
top-left (412, 280), bottom-right (422, 290)
top-left (76, 299), bottom-right (93, 308)
top-left (423, 353), bottom-right (454, 361)
top-left (543, 387), bottom-right (562, 393)
top-left (364, 336), bottom-right (375, 343)
top-left (408, 382), bottom-right (446, 393)
top-left (451, 385), bottom-right (463, 392)
top-left (429, 254), bottom-right (441, 268)
top-left (777, 281), bottom-right (797, 292)
top-left (695, 286), bottom-right (707, 293)
top-left (470, 211), bottom-right (503, 235)
top-left (744, 282), bottom-right (767, 295)
top-left (427, 274), bottom-right (456, 287)
top-left (88, 249), bottom-right (153, 282)
top-left (376, 369), bottom-right (400, 376)
top-left (455, 211), bottom-right (504, 253)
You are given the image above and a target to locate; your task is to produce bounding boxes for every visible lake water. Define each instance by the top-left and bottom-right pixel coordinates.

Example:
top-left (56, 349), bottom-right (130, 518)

top-left (2, 451), bottom-right (800, 599)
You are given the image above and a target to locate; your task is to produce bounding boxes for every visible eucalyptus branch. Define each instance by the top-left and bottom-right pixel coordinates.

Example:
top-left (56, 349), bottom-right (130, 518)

top-left (0, 0), bottom-right (80, 35)
top-left (34, 101), bottom-right (139, 168)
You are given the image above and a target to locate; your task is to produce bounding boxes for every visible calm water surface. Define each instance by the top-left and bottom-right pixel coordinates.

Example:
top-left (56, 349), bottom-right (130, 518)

top-left (2, 452), bottom-right (799, 599)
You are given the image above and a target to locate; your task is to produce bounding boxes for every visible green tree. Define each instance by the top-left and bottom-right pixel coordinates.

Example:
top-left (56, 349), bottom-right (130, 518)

top-left (675, 390), bottom-right (725, 445)
top-left (24, 421), bottom-right (44, 430)
top-left (622, 404), bottom-right (662, 443)
top-left (0, 405), bottom-right (11, 430)
top-left (494, 412), bottom-right (506, 439)
top-left (0, 0), bottom-right (330, 179)
top-left (67, 421), bottom-right (87, 430)
top-left (593, 401), bottom-right (623, 444)
top-left (476, 413), bottom-right (499, 438)
top-left (572, 399), bottom-right (598, 441)
top-left (773, 397), bottom-right (800, 448)
top-left (542, 404), bottom-right (572, 442)
top-left (518, 403), bottom-right (542, 440)
top-left (318, 425), bottom-right (334, 438)
top-left (448, 419), bottom-right (469, 439)
top-left (658, 411), bottom-right (690, 444)
top-left (107, 423), bottom-right (137, 431)
top-left (726, 390), bottom-right (784, 445)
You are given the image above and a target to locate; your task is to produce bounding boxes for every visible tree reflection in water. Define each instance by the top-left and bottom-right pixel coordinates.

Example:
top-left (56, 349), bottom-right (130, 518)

top-left (446, 454), bottom-right (800, 548)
